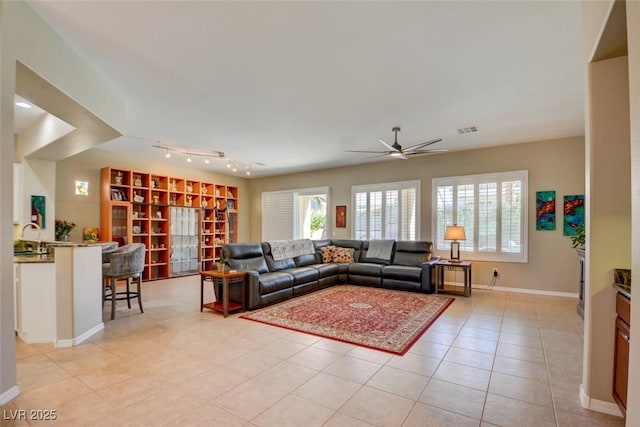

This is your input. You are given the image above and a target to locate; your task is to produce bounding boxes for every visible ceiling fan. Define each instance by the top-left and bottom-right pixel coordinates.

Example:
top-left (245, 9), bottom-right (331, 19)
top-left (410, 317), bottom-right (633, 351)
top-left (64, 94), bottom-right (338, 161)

top-left (346, 127), bottom-right (447, 160)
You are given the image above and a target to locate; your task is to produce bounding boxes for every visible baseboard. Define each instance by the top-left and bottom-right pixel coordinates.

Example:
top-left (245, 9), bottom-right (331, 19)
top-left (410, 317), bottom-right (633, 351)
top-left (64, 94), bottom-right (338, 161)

top-left (580, 384), bottom-right (624, 417)
top-left (0, 384), bottom-right (21, 405)
top-left (55, 323), bottom-right (104, 348)
top-left (444, 281), bottom-right (578, 298)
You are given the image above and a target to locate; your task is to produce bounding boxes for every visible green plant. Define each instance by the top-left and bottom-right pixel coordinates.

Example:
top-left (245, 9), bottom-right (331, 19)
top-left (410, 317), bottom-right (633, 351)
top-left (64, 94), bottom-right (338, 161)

top-left (570, 224), bottom-right (585, 249)
top-left (55, 219), bottom-right (76, 239)
top-left (310, 212), bottom-right (326, 232)
top-left (219, 256), bottom-right (228, 265)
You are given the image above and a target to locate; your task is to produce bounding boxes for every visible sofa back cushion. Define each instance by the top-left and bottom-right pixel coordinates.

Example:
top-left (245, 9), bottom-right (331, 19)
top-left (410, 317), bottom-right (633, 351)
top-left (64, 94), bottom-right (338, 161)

top-left (360, 240), bottom-right (395, 265)
top-left (294, 253), bottom-right (319, 267)
top-left (261, 242), bottom-right (296, 271)
top-left (222, 243), bottom-right (269, 273)
top-left (392, 241), bottom-right (433, 267)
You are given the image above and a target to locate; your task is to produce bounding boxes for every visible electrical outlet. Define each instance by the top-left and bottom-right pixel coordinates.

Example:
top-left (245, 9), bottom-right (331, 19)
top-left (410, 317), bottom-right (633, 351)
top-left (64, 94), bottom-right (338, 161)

top-left (492, 268), bottom-right (498, 277)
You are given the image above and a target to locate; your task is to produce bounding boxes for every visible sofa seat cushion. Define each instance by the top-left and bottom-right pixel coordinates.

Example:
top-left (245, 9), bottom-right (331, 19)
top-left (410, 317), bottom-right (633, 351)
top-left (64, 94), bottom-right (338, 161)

top-left (348, 262), bottom-right (383, 277)
top-left (282, 266), bottom-right (319, 285)
top-left (314, 263), bottom-right (339, 278)
top-left (259, 272), bottom-right (294, 294)
top-left (382, 265), bottom-right (422, 282)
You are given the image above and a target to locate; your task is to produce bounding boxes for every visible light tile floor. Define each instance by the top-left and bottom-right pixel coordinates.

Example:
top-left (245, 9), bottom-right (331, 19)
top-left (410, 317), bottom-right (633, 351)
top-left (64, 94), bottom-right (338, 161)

top-left (1, 276), bottom-right (626, 426)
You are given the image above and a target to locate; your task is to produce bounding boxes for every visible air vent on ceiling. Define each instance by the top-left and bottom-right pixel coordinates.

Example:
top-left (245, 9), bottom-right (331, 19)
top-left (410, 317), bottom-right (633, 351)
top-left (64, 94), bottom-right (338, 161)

top-left (457, 126), bottom-right (479, 135)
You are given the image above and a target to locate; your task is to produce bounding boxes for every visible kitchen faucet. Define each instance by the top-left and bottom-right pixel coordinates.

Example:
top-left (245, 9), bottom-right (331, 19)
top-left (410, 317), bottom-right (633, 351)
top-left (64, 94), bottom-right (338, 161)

top-left (19, 222), bottom-right (45, 253)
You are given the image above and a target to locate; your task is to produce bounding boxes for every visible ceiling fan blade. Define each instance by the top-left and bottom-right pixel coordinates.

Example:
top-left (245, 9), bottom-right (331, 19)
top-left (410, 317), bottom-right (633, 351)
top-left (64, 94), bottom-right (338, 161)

top-left (345, 149), bottom-right (387, 154)
top-left (403, 138), bottom-right (443, 153)
top-left (405, 148), bottom-right (449, 155)
top-left (362, 153), bottom-right (390, 160)
top-left (378, 139), bottom-right (399, 152)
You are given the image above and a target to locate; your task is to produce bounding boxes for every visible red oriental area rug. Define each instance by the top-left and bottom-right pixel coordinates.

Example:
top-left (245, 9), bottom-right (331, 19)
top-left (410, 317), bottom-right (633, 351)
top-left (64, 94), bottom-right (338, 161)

top-left (240, 285), bottom-right (454, 355)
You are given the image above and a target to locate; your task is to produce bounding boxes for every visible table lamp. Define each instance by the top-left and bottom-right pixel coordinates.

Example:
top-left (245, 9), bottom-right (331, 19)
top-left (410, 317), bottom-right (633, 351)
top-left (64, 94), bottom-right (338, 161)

top-left (444, 224), bottom-right (466, 262)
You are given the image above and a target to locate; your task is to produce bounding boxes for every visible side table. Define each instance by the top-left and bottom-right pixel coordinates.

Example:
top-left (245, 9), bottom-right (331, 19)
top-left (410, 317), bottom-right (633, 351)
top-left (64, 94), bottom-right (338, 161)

top-left (435, 261), bottom-right (472, 297)
top-left (200, 269), bottom-right (247, 317)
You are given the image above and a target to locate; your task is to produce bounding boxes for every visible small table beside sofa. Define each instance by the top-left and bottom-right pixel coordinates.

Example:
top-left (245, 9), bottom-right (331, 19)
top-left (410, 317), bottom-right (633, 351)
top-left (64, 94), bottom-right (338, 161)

top-left (221, 239), bottom-right (442, 311)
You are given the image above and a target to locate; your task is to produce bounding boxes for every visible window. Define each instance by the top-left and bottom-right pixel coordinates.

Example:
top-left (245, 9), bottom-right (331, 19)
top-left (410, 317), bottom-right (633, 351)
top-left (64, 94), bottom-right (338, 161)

top-left (432, 171), bottom-right (528, 263)
top-left (262, 187), bottom-right (329, 240)
top-left (352, 180), bottom-right (419, 240)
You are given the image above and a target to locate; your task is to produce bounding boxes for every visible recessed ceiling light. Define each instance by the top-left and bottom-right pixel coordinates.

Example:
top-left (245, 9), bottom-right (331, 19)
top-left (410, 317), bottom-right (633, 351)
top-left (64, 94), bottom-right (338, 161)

top-left (16, 101), bottom-right (32, 109)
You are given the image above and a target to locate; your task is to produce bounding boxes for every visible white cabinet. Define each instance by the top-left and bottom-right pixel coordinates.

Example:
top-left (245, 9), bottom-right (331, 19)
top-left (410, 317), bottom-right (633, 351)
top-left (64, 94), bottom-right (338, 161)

top-left (14, 262), bottom-right (56, 343)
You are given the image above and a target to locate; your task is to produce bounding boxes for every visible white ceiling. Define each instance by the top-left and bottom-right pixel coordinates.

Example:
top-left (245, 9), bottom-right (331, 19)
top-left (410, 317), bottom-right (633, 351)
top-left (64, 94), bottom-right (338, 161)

top-left (24, 1), bottom-right (584, 178)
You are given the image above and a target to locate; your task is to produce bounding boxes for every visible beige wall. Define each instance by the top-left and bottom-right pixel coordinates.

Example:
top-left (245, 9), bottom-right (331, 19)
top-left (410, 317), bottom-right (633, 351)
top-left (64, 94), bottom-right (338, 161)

top-left (55, 148), bottom-right (251, 244)
top-left (625, 1), bottom-right (640, 424)
top-left (1, 0), bottom-right (126, 402)
top-left (250, 137), bottom-right (585, 294)
top-left (585, 54), bottom-right (630, 407)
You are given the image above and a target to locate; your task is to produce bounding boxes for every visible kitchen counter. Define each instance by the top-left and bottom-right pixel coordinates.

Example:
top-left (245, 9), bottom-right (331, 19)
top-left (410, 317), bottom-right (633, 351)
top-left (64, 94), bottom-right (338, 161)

top-left (13, 244), bottom-right (104, 347)
top-left (14, 253), bottom-right (54, 263)
top-left (13, 241), bottom-right (114, 263)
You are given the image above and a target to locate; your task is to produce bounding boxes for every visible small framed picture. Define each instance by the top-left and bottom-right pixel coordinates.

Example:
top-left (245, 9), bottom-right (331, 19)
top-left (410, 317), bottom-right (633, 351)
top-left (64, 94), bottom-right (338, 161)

top-left (336, 205), bottom-right (346, 228)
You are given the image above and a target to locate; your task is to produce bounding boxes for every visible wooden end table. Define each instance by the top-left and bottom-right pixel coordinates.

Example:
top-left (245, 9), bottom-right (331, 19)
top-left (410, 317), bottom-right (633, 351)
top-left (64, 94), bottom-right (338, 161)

top-left (435, 260), bottom-right (472, 297)
top-left (200, 269), bottom-right (247, 317)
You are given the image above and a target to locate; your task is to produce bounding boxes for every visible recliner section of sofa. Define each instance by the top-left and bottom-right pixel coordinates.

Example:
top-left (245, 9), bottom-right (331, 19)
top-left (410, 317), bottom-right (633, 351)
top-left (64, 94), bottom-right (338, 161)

top-left (222, 239), bottom-right (438, 310)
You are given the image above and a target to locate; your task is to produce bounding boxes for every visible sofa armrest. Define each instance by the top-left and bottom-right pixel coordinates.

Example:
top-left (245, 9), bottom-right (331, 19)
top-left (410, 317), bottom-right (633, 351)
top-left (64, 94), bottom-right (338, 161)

top-left (244, 270), bottom-right (262, 310)
top-left (420, 260), bottom-right (439, 293)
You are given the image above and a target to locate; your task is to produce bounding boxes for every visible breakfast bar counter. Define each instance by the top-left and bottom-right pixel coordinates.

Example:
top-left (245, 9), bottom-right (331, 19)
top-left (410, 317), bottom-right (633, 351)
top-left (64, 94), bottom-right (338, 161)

top-left (13, 243), bottom-right (105, 347)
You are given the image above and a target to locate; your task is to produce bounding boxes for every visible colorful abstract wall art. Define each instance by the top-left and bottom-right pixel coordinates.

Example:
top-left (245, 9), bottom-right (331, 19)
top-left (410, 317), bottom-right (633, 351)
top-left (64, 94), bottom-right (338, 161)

top-left (30, 195), bottom-right (46, 228)
top-left (536, 190), bottom-right (556, 230)
top-left (563, 194), bottom-right (585, 236)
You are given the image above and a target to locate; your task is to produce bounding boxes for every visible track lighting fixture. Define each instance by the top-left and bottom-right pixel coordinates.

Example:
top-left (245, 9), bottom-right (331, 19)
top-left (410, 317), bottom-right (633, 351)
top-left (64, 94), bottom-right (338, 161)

top-left (151, 141), bottom-right (263, 175)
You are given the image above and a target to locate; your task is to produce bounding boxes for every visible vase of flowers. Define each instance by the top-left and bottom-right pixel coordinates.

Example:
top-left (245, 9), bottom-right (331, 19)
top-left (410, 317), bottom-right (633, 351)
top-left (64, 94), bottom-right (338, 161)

top-left (55, 219), bottom-right (76, 241)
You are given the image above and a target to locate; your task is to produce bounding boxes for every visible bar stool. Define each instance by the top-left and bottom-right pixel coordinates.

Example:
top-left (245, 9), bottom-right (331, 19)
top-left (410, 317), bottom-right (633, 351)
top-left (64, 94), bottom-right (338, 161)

top-left (102, 243), bottom-right (145, 320)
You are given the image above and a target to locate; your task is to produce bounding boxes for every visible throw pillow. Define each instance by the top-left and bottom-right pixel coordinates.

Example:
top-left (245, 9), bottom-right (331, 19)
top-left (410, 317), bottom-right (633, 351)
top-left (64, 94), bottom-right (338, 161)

top-left (320, 245), bottom-right (336, 263)
top-left (332, 247), bottom-right (355, 263)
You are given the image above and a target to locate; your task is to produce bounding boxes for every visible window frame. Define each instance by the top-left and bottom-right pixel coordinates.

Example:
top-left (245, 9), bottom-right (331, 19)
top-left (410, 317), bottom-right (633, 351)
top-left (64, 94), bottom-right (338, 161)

top-left (351, 180), bottom-right (420, 241)
top-left (431, 170), bottom-right (528, 263)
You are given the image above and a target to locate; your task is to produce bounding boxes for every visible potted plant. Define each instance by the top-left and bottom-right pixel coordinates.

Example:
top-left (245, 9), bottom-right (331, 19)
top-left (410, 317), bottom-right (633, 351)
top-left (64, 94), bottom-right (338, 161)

top-left (570, 224), bottom-right (586, 319)
top-left (570, 224), bottom-right (585, 250)
top-left (217, 257), bottom-right (228, 272)
top-left (55, 219), bottom-right (76, 241)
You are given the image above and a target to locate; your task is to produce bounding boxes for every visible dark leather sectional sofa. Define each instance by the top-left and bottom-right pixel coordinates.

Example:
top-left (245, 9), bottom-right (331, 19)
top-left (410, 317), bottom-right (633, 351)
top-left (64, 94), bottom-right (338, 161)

top-left (221, 239), bottom-right (439, 310)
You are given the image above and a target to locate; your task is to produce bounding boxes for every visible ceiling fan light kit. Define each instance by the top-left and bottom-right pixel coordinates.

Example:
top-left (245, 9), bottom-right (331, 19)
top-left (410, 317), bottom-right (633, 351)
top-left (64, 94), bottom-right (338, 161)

top-left (346, 127), bottom-right (447, 160)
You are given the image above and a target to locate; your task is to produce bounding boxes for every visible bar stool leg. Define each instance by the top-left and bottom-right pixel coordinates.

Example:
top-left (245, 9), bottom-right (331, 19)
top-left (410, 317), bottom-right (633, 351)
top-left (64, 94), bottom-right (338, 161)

top-left (111, 277), bottom-right (117, 320)
top-left (136, 275), bottom-right (144, 314)
top-left (126, 278), bottom-right (132, 309)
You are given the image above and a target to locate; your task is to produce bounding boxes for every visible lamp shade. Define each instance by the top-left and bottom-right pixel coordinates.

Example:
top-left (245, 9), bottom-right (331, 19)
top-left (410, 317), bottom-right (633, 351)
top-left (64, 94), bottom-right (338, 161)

top-left (444, 225), bottom-right (466, 241)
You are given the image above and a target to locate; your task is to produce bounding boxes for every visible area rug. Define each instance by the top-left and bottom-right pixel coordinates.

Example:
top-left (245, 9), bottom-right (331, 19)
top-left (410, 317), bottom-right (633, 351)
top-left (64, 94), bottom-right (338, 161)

top-left (240, 285), bottom-right (454, 355)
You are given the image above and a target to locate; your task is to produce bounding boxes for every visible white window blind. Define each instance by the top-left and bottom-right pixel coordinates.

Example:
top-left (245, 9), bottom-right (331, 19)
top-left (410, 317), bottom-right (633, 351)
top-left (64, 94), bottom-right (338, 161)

top-left (432, 171), bottom-right (528, 263)
top-left (262, 191), bottom-right (294, 240)
top-left (262, 187), bottom-right (330, 241)
top-left (352, 180), bottom-right (420, 240)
